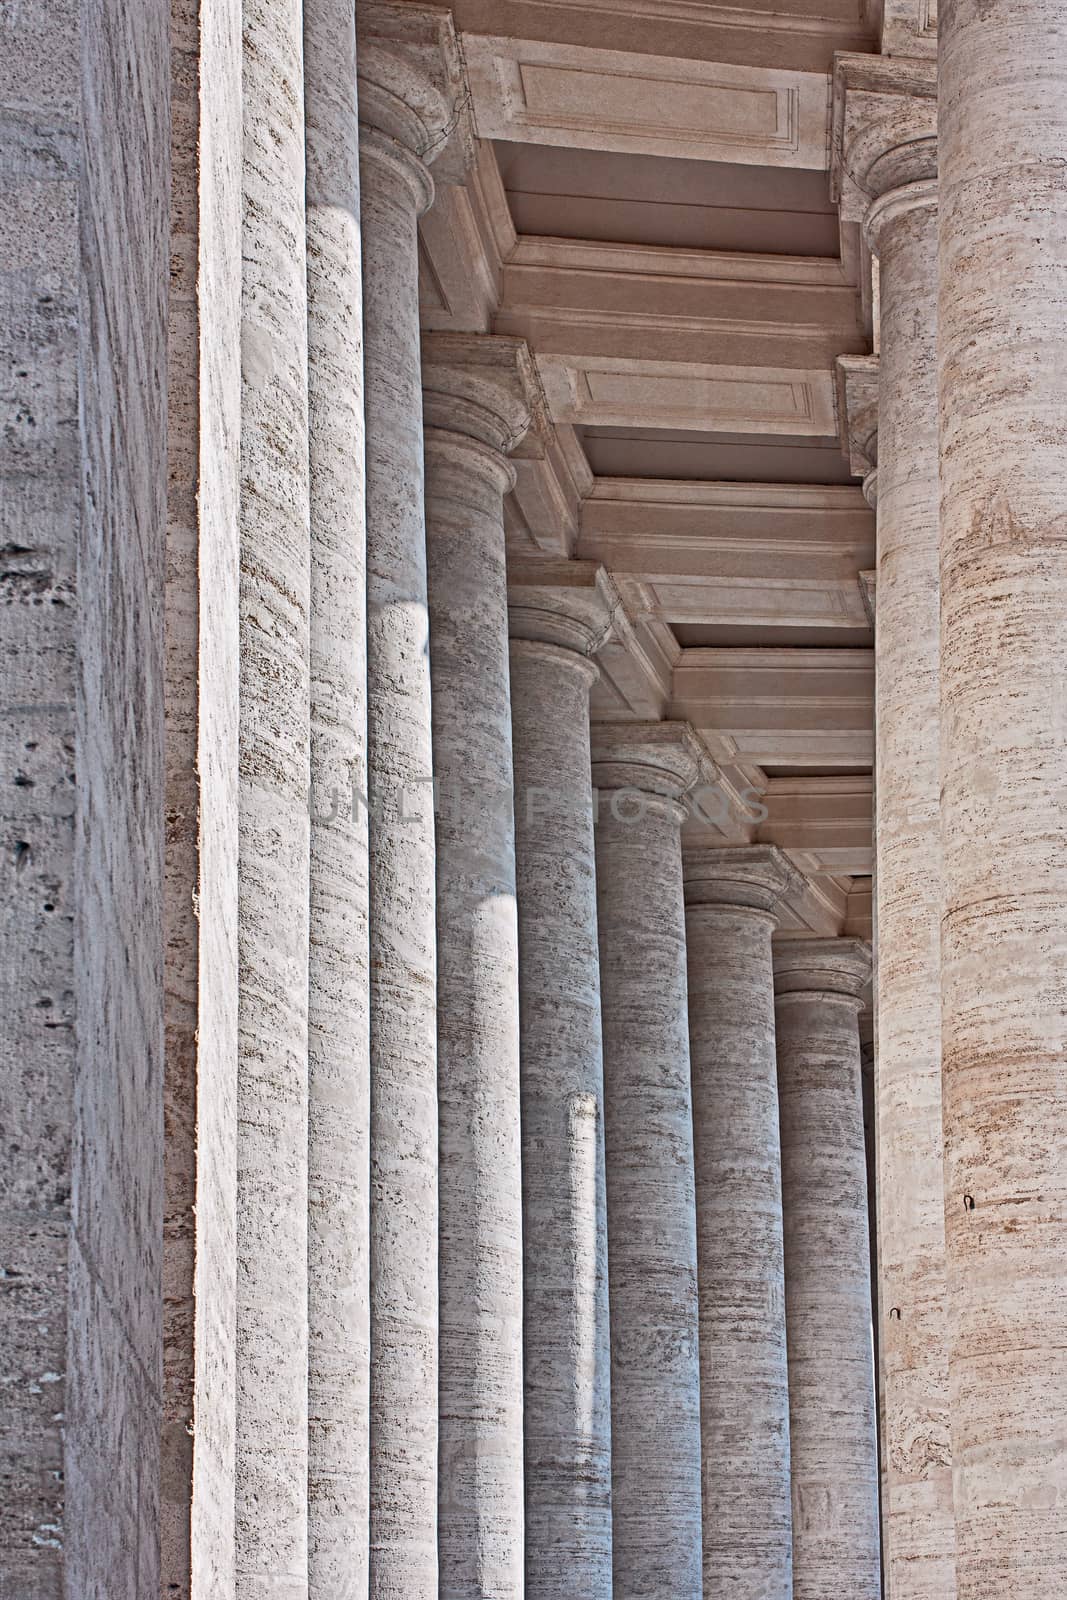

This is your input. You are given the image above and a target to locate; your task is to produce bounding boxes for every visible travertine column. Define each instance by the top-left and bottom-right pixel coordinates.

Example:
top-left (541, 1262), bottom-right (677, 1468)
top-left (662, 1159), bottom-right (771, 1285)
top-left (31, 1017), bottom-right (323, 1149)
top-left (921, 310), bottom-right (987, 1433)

top-left (422, 335), bottom-right (547, 1600)
top-left (938, 2), bottom-right (1067, 1590)
top-left (683, 845), bottom-right (799, 1600)
top-left (355, 9), bottom-right (472, 1596)
top-left (509, 563), bottom-right (620, 1599)
top-left (235, 0), bottom-right (313, 1591)
top-left (834, 62), bottom-right (955, 1596)
top-left (592, 724), bottom-right (704, 1600)
top-left (305, 0), bottom-right (369, 1592)
top-left (774, 938), bottom-right (880, 1600)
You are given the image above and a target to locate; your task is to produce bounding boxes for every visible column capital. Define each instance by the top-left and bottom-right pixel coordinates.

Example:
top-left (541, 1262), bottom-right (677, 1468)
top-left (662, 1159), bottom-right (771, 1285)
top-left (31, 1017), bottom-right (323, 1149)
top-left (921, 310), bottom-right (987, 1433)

top-left (682, 844), bottom-right (806, 921)
top-left (422, 333), bottom-right (550, 474)
top-left (508, 559), bottom-right (622, 660)
top-left (591, 720), bottom-right (710, 805)
top-left (830, 53), bottom-right (936, 229)
top-left (773, 935), bottom-right (872, 1004)
top-left (357, 2), bottom-right (475, 205)
top-left (834, 353), bottom-right (879, 491)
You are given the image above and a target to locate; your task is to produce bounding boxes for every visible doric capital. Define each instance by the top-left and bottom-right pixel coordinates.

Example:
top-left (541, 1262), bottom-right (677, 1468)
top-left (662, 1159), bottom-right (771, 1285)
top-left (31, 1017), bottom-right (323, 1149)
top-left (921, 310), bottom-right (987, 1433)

top-left (421, 333), bottom-right (550, 461)
top-left (591, 720), bottom-right (710, 804)
top-left (834, 353), bottom-right (879, 496)
top-left (772, 935), bottom-right (872, 1004)
top-left (858, 570), bottom-right (877, 628)
top-left (356, 2), bottom-right (475, 195)
top-left (682, 844), bottom-right (806, 922)
top-left (830, 54), bottom-right (936, 229)
top-left (508, 559), bottom-right (623, 657)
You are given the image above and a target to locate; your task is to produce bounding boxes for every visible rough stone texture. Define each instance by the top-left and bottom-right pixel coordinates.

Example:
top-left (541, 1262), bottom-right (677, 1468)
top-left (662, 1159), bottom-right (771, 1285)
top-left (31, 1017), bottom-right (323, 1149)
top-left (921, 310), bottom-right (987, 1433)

top-left (304, 2), bottom-right (370, 1594)
top-left (356, 9), bottom-right (473, 1596)
top-left (865, 153), bottom-right (956, 1600)
top-left (66, 0), bottom-right (171, 1592)
top-left (423, 334), bottom-right (546, 1600)
top-left (163, 0), bottom-right (242, 1592)
top-left (938, 0), bottom-right (1067, 1590)
top-left (1, 5), bottom-right (81, 1588)
top-left (591, 723), bottom-right (704, 1600)
top-left (509, 570), bottom-right (618, 1600)
top-left (683, 845), bottom-right (799, 1600)
top-left (235, 0), bottom-right (311, 1591)
top-left (774, 938), bottom-right (880, 1600)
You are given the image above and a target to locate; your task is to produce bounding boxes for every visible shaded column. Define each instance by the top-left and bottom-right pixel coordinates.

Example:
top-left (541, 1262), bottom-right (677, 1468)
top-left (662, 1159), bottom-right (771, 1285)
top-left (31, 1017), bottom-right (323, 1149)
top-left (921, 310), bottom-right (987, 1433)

top-left (509, 563), bottom-right (621, 1600)
top-left (305, 0), bottom-right (369, 1592)
top-left (422, 334), bottom-right (547, 1600)
top-left (938, 1), bottom-right (1067, 1590)
top-left (592, 724), bottom-right (705, 1600)
top-left (683, 845), bottom-right (800, 1600)
top-left (235, 0), bottom-right (312, 1591)
top-left (355, 8), bottom-right (472, 1596)
top-left (774, 938), bottom-right (880, 1600)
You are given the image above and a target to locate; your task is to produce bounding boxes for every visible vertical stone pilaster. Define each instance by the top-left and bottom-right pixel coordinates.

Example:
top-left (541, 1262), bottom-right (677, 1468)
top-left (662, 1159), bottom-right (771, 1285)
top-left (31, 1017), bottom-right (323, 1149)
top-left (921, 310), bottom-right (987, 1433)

top-left (422, 334), bottom-right (547, 1600)
top-left (509, 564), bottom-right (620, 1600)
top-left (937, 1), bottom-right (1067, 1590)
top-left (591, 724), bottom-right (705, 1600)
top-left (235, 0), bottom-right (312, 1592)
top-left (834, 59), bottom-right (956, 1598)
top-left (683, 845), bottom-right (800, 1600)
top-left (305, 1), bottom-right (369, 1593)
top-left (775, 937), bottom-right (881, 1600)
top-left (355, 10), bottom-right (474, 1595)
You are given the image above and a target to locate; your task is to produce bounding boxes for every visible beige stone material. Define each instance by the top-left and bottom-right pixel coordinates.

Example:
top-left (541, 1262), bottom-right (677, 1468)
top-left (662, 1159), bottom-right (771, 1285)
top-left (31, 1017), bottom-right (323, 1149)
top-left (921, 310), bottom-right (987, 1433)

top-left (234, 0), bottom-right (312, 1591)
top-left (509, 568), bottom-right (619, 1599)
top-left (422, 333), bottom-right (547, 1599)
top-left (683, 845), bottom-right (802, 1600)
top-left (863, 133), bottom-right (956, 1600)
top-left (356, 8), bottom-right (473, 1594)
top-left (592, 723), bottom-right (704, 1600)
top-left (938, 0), bottom-right (1067, 1590)
top-left (305, 0), bottom-right (369, 1592)
top-left (774, 937), bottom-right (880, 1600)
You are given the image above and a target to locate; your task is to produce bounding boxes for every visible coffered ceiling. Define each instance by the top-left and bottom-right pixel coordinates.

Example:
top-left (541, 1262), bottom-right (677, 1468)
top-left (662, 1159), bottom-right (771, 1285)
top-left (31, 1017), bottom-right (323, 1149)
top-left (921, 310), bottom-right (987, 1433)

top-left (415, 0), bottom-right (887, 932)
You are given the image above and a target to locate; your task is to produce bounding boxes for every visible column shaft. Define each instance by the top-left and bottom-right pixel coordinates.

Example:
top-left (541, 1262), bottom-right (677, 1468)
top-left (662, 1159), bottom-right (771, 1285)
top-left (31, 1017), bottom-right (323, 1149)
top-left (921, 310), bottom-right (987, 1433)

top-left (424, 334), bottom-right (544, 1600)
top-left (356, 11), bottom-right (471, 1591)
top-left (593, 733), bottom-right (703, 1600)
top-left (236, 0), bottom-right (312, 1591)
top-left (939, 1), bottom-right (1067, 1591)
top-left (684, 850), bottom-right (795, 1600)
top-left (775, 940), bottom-right (880, 1600)
top-left (510, 636), bottom-right (613, 1599)
top-left (305, 0), bottom-right (369, 1592)
top-left (868, 173), bottom-right (955, 1597)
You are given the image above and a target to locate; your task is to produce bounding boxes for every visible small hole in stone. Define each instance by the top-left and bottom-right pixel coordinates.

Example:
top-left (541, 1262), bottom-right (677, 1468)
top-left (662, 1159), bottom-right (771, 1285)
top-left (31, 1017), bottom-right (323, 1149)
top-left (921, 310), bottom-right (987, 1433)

top-left (889, 1306), bottom-right (901, 1320)
top-left (963, 1193), bottom-right (975, 1211)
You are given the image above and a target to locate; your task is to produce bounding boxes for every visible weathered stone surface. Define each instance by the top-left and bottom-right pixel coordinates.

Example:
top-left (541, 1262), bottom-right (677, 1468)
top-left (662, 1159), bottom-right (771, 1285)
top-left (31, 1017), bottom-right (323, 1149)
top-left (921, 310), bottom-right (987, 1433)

top-left (864, 144), bottom-right (956, 1600)
top-left (423, 333), bottom-right (545, 1600)
top-left (305, 0), bottom-right (370, 1593)
top-left (509, 569), bottom-right (618, 1600)
top-left (774, 937), bottom-right (880, 1600)
top-left (592, 723), bottom-right (704, 1600)
top-left (683, 845), bottom-right (801, 1600)
top-left (235, 0), bottom-right (312, 1590)
top-left (162, 0), bottom-right (242, 1594)
top-left (356, 8), bottom-right (473, 1595)
top-left (938, 0), bottom-right (1067, 1591)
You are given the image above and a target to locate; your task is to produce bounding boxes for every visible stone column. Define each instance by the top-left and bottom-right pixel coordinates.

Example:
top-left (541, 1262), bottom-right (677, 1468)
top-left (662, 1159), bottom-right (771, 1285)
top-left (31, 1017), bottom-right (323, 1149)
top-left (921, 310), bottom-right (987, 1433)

top-left (235, 0), bottom-right (312, 1592)
top-left (683, 845), bottom-right (799, 1600)
top-left (938, 2), bottom-right (1067, 1590)
top-left (305, 0), bottom-right (369, 1592)
top-left (509, 563), bottom-right (620, 1600)
top-left (355, 9), bottom-right (472, 1596)
top-left (591, 724), bottom-right (704, 1600)
top-left (834, 61), bottom-right (955, 1596)
top-left (422, 335), bottom-right (546, 1600)
top-left (774, 938), bottom-right (880, 1600)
